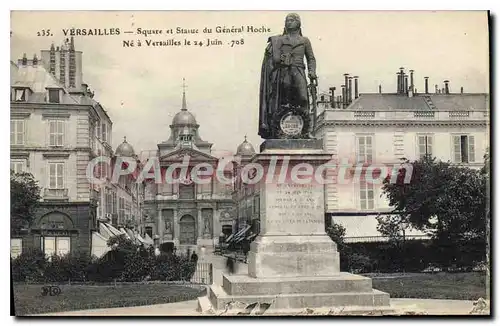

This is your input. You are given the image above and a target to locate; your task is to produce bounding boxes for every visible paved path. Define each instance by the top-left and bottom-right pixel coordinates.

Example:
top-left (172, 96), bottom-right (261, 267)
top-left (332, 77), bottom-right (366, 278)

top-left (40, 298), bottom-right (476, 316)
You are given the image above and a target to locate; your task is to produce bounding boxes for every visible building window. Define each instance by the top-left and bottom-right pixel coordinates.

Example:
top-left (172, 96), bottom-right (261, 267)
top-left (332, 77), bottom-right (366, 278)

top-left (453, 135), bottom-right (475, 163)
top-left (119, 197), bottom-right (125, 225)
top-left (10, 119), bottom-right (25, 145)
top-left (112, 191), bottom-right (118, 225)
top-left (89, 122), bottom-right (96, 151)
top-left (360, 182), bottom-right (375, 210)
top-left (10, 160), bottom-right (26, 174)
top-left (101, 123), bottom-right (107, 142)
top-left (105, 189), bottom-right (112, 217)
top-left (48, 89), bottom-right (60, 103)
top-left (125, 201), bottom-right (131, 222)
top-left (11, 238), bottom-right (22, 258)
top-left (48, 162), bottom-right (64, 189)
top-left (96, 123), bottom-right (101, 140)
top-left (41, 236), bottom-right (70, 257)
top-left (356, 135), bottom-right (373, 163)
top-left (417, 134), bottom-right (433, 158)
top-left (13, 88), bottom-right (27, 102)
top-left (49, 120), bottom-right (64, 147)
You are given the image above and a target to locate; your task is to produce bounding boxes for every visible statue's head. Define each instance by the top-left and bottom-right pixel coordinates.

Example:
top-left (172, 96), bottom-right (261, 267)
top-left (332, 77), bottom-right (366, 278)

top-left (283, 13), bottom-right (302, 35)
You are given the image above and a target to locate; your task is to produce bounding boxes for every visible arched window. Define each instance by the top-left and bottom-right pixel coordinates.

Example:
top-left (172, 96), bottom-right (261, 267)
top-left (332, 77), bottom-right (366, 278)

top-left (37, 212), bottom-right (73, 258)
top-left (179, 215), bottom-right (196, 244)
top-left (38, 212), bottom-right (74, 230)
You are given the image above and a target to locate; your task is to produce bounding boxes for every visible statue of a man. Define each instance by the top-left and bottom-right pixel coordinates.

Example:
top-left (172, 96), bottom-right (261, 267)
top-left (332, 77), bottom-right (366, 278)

top-left (258, 13), bottom-right (317, 139)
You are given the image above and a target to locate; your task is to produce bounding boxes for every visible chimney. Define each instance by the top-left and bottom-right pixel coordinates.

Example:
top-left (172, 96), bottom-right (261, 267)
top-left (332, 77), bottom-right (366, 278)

top-left (399, 67), bottom-right (405, 94)
top-left (22, 53), bottom-right (27, 65)
top-left (396, 73), bottom-right (401, 93)
top-left (461, 86), bottom-right (464, 94)
top-left (354, 76), bottom-right (359, 99)
top-left (409, 70), bottom-right (414, 93)
top-left (444, 80), bottom-right (450, 94)
top-left (404, 74), bottom-right (409, 94)
top-left (424, 77), bottom-right (429, 94)
top-left (435, 84), bottom-right (438, 94)
top-left (344, 74), bottom-right (349, 106)
top-left (336, 95), bottom-right (341, 108)
top-left (32, 54), bottom-right (38, 66)
top-left (329, 87), bottom-right (336, 108)
top-left (320, 95), bottom-right (325, 102)
top-left (379, 84), bottom-right (382, 94)
top-left (348, 77), bottom-right (353, 104)
top-left (341, 85), bottom-right (346, 108)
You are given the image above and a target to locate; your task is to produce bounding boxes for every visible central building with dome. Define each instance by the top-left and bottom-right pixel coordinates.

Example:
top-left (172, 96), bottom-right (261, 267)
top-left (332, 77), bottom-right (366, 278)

top-left (141, 90), bottom-right (257, 253)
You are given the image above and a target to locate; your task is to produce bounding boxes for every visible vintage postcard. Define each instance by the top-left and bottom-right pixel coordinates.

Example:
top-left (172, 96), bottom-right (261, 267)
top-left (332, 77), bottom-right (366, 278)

top-left (10, 10), bottom-right (490, 316)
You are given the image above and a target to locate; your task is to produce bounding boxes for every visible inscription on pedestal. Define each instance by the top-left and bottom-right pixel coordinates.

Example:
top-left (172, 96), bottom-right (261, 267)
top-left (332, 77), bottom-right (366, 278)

top-left (264, 183), bottom-right (324, 235)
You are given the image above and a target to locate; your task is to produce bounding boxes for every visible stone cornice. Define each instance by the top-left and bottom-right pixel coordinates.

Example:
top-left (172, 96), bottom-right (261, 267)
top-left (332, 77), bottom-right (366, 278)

top-left (10, 112), bottom-right (31, 118)
top-left (11, 102), bottom-right (93, 110)
top-left (10, 146), bottom-right (92, 152)
top-left (317, 120), bottom-right (489, 128)
top-left (10, 152), bottom-right (30, 159)
top-left (43, 152), bottom-right (71, 159)
top-left (42, 112), bottom-right (71, 119)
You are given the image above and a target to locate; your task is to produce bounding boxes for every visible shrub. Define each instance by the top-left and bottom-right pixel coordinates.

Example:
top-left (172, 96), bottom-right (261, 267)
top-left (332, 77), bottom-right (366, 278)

top-left (11, 235), bottom-right (200, 284)
top-left (11, 249), bottom-right (47, 282)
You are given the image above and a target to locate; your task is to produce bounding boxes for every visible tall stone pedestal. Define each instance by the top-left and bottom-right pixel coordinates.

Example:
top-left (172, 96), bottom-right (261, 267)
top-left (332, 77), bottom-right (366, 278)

top-left (199, 140), bottom-right (392, 315)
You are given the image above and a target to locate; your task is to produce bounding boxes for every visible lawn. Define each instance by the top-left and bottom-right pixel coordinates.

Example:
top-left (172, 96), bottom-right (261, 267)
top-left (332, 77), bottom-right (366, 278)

top-left (13, 283), bottom-right (206, 316)
top-left (371, 272), bottom-right (487, 301)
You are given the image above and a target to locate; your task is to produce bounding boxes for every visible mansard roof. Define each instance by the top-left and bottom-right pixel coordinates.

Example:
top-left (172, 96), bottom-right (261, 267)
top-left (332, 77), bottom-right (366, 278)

top-left (349, 93), bottom-right (489, 112)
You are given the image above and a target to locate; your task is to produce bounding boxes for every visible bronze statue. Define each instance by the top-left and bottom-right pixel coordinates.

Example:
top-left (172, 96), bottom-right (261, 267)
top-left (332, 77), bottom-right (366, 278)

top-left (258, 13), bottom-right (318, 139)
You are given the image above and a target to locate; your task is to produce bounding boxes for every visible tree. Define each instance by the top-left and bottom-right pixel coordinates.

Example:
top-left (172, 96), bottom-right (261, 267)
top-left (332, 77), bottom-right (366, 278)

top-left (326, 222), bottom-right (346, 247)
top-left (378, 156), bottom-right (487, 268)
top-left (10, 171), bottom-right (41, 235)
top-left (481, 148), bottom-right (491, 300)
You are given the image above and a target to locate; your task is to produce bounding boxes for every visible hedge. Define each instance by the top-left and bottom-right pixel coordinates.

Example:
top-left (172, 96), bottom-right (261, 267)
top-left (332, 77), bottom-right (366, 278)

top-left (11, 246), bottom-right (196, 283)
top-left (338, 239), bottom-right (486, 273)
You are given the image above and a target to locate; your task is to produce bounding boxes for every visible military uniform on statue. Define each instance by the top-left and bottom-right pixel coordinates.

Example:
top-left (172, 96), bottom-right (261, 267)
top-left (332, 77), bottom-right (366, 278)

top-left (199, 13), bottom-right (393, 315)
top-left (259, 13), bottom-right (318, 141)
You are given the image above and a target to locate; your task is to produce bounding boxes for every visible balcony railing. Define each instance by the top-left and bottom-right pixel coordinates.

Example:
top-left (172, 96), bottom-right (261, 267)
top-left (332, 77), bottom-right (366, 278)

top-left (322, 109), bottom-right (488, 122)
top-left (44, 188), bottom-right (69, 200)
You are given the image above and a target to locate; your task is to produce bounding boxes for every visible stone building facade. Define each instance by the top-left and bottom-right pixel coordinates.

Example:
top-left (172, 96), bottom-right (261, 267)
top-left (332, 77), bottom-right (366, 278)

top-left (10, 38), bottom-right (144, 258)
top-left (141, 91), bottom-right (237, 253)
top-left (314, 69), bottom-right (490, 243)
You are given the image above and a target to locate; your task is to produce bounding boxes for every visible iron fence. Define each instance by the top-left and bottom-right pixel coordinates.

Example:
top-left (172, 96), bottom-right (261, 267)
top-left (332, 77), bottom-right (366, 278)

top-left (190, 262), bottom-right (213, 284)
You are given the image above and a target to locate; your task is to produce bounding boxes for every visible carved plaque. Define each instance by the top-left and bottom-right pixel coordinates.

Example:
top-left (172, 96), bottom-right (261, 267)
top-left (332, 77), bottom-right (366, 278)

top-left (263, 183), bottom-right (324, 235)
top-left (280, 113), bottom-right (304, 136)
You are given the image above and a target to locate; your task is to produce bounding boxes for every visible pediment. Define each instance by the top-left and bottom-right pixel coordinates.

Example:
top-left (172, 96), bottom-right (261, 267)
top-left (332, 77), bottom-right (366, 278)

top-left (159, 148), bottom-right (218, 163)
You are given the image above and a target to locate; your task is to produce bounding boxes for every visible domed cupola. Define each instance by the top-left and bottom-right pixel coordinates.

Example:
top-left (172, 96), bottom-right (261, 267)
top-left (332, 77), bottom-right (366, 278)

top-left (115, 136), bottom-right (135, 157)
top-left (170, 80), bottom-right (198, 127)
top-left (172, 109), bottom-right (197, 126)
top-left (236, 136), bottom-right (256, 157)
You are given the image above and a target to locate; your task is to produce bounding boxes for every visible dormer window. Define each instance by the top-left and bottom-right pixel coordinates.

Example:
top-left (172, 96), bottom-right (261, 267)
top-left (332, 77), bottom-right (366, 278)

top-left (47, 88), bottom-right (61, 103)
top-left (12, 87), bottom-right (29, 102)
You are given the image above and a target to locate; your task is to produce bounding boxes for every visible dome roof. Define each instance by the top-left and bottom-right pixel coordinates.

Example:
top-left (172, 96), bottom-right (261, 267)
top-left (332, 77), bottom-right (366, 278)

top-left (172, 109), bottom-right (197, 126)
top-left (115, 137), bottom-right (135, 157)
top-left (236, 137), bottom-right (256, 156)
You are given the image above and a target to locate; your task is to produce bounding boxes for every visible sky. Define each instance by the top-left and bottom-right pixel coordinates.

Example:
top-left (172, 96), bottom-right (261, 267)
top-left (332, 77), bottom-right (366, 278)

top-left (10, 11), bottom-right (489, 156)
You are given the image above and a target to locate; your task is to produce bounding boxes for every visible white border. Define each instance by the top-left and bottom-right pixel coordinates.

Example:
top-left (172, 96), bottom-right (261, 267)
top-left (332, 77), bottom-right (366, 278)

top-left (3, 2), bottom-right (497, 325)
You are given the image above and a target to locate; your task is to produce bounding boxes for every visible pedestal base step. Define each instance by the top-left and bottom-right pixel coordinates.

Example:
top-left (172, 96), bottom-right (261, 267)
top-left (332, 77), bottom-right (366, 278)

top-left (209, 284), bottom-right (389, 310)
top-left (199, 285), bottom-right (393, 315)
top-left (199, 272), bottom-right (392, 314)
top-left (223, 273), bottom-right (374, 296)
